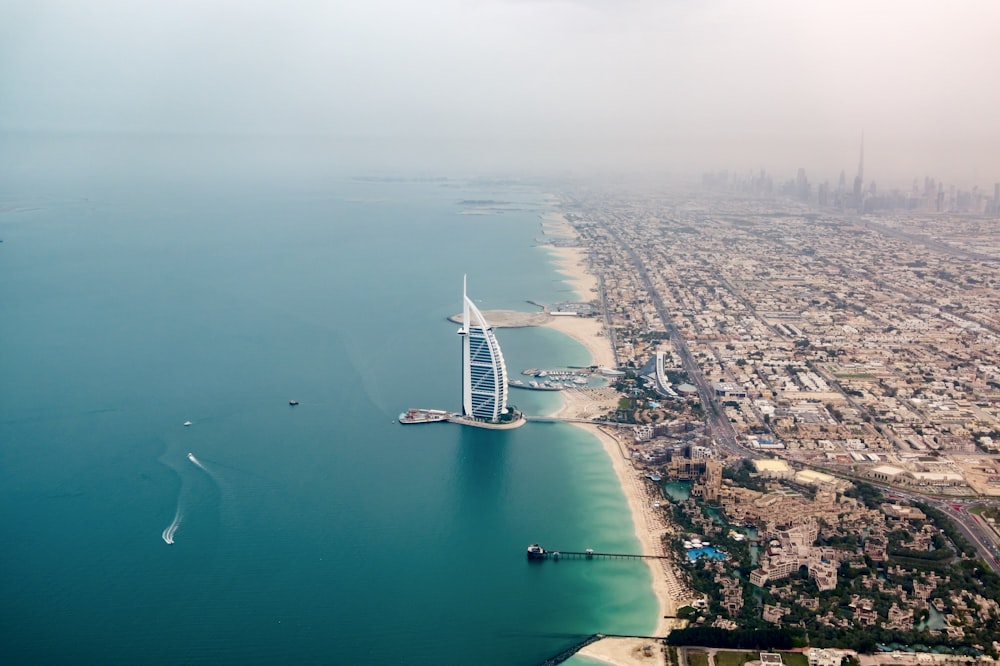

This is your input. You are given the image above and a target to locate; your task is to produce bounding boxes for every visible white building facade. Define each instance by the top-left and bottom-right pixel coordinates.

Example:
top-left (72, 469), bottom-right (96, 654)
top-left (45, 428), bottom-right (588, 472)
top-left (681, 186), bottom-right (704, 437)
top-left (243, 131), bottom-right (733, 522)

top-left (458, 277), bottom-right (509, 422)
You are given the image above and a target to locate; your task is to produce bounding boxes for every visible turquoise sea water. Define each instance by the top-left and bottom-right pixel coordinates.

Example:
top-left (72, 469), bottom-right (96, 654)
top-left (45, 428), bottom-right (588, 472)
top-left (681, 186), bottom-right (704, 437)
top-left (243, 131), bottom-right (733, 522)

top-left (0, 134), bottom-right (655, 664)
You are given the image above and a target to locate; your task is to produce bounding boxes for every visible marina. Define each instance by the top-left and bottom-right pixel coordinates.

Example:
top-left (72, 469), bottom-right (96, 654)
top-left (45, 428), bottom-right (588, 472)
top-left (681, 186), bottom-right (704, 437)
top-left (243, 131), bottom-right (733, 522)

top-left (510, 367), bottom-right (596, 391)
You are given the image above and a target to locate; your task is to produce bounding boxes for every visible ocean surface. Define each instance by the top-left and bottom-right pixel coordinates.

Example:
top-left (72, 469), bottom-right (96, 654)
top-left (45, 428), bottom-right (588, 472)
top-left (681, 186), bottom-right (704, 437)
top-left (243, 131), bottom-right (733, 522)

top-left (0, 133), bottom-right (655, 665)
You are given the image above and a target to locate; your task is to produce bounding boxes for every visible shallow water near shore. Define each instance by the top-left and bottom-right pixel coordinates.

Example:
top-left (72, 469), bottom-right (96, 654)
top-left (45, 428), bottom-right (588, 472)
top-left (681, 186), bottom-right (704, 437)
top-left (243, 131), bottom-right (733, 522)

top-left (0, 134), bottom-right (655, 664)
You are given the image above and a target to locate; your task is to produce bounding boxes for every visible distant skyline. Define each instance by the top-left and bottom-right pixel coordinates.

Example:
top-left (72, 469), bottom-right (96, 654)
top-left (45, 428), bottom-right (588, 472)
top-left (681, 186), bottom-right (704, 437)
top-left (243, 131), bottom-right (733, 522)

top-left (2, 0), bottom-right (998, 184)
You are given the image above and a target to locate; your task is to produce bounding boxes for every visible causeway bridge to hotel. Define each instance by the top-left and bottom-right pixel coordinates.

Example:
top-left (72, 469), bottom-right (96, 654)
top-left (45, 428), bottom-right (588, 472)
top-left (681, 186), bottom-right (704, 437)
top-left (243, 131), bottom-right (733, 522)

top-left (523, 415), bottom-right (603, 424)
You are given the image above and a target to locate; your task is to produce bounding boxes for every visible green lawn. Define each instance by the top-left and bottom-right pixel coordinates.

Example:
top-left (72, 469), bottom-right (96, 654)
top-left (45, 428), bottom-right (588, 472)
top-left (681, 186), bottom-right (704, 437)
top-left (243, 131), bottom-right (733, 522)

top-left (779, 651), bottom-right (809, 666)
top-left (715, 651), bottom-right (758, 666)
top-left (687, 651), bottom-right (710, 666)
top-left (709, 650), bottom-right (806, 666)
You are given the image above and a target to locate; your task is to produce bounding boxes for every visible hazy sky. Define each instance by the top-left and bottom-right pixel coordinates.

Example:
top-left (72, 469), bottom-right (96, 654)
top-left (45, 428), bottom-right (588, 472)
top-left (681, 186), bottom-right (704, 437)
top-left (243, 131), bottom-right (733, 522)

top-left (2, 0), bottom-right (998, 183)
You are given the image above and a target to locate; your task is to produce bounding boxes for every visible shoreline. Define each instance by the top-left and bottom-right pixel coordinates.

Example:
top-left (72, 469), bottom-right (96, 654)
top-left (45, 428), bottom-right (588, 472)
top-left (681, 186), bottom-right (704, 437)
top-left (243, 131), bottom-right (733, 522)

top-left (536, 214), bottom-right (615, 370)
top-left (536, 212), bottom-right (691, 663)
top-left (538, 215), bottom-right (599, 303)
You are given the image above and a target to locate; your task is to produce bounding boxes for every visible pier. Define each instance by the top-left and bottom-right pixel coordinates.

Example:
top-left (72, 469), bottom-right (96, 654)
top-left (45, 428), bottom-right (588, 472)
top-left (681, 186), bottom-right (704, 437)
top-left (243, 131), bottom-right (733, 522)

top-left (527, 544), bottom-right (671, 561)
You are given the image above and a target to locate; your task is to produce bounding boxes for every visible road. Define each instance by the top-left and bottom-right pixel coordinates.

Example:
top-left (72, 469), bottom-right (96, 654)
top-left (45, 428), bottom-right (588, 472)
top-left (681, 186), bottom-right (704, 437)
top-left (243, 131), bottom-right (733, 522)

top-left (606, 225), bottom-right (746, 458)
top-left (597, 215), bottom-right (999, 571)
top-left (928, 499), bottom-right (1000, 573)
top-left (866, 487), bottom-right (1000, 573)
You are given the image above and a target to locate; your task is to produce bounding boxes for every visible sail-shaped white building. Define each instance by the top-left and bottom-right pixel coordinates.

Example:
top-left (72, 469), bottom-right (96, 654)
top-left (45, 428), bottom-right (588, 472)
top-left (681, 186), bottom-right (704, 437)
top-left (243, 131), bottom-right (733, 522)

top-left (457, 277), bottom-right (521, 427)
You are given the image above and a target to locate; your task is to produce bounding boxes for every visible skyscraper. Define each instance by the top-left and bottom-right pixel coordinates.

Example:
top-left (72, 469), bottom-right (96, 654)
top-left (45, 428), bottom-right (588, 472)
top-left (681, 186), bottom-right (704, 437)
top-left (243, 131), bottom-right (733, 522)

top-left (458, 276), bottom-right (511, 423)
top-left (853, 133), bottom-right (865, 212)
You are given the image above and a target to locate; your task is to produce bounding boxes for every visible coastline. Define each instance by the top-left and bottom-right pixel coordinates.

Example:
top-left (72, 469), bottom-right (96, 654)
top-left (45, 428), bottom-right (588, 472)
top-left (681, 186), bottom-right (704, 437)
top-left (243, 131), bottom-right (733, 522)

top-left (537, 215), bottom-right (614, 370)
top-left (536, 213), bottom-right (691, 664)
top-left (538, 212), bottom-right (600, 305)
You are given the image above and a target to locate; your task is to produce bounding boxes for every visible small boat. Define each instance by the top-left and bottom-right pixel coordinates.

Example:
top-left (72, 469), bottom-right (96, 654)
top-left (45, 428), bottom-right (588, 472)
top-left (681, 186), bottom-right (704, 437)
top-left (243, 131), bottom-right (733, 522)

top-left (183, 421), bottom-right (192, 427)
top-left (289, 400), bottom-right (299, 406)
top-left (526, 544), bottom-right (547, 560)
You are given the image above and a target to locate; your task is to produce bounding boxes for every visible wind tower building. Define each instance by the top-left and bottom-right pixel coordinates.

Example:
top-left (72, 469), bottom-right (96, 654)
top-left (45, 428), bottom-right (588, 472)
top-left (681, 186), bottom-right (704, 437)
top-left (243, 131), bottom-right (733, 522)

top-left (457, 276), bottom-right (520, 426)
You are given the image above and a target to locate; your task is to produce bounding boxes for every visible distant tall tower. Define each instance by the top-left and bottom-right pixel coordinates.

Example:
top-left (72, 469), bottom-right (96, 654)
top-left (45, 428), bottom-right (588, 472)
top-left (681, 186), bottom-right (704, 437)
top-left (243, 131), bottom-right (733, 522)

top-left (853, 133), bottom-right (865, 212)
top-left (796, 168), bottom-right (810, 202)
top-left (458, 276), bottom-right (510, 423)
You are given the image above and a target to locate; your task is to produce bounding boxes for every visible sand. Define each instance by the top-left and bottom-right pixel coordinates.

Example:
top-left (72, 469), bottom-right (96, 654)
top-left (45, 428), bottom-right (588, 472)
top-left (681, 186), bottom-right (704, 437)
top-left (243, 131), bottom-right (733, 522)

top-left (545, 315), bottom-right (616, 370)
top-left (535, 225), bottom-right (695, 664)
top-left (537, 221), bottom-right (615, 370)
top-left (538, 211), bottom-right (600, 304)
top-left (577, 636), bottom-right (667, 666)
top-left (546, 244), bottom-right (599, 303)
top-left (579, 423), bottom-right (692, 634)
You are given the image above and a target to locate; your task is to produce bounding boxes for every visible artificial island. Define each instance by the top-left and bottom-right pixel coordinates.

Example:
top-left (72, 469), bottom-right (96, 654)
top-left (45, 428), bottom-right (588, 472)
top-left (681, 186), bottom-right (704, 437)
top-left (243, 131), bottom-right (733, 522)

top-left (400, 276), bottom-right (525, 430)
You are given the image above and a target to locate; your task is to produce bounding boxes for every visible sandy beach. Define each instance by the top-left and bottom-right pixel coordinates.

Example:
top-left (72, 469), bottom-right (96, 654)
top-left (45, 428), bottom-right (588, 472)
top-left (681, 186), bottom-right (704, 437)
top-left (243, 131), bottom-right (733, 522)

top-left (546, 314), bottom-right (616, 370)
top-left (539, 211), bottom-right (601, 303)
top-left (536, 213), bottom-right (694, 664)
top-left (547, 244), bottom-right (599, 303)
top-left (537, 215), bottom-right (615, 369)
top-left (547, 373), bottom-right (693, 666)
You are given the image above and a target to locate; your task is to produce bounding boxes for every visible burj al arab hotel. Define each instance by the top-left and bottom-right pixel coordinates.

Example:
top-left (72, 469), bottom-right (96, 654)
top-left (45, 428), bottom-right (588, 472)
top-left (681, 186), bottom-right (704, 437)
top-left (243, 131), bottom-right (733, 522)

top-left (455, 277), bottom-right (524, 429)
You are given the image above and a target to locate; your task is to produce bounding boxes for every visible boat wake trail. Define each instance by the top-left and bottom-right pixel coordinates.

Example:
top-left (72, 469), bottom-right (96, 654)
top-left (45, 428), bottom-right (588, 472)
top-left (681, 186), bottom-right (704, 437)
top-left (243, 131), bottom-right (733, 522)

top-left (187, 451), bottom-right (240, 528)
top-left (159, 446), bottom-right (198, 545)
top-left (162, 507), bottom-right (182, 544)
top-left (159, 441), bottom-right (243, 545)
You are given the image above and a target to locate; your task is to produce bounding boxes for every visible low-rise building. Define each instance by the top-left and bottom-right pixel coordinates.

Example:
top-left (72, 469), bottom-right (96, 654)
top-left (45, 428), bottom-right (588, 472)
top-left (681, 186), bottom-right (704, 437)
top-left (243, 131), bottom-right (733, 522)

top-left (753, 458), bottom-right (793, 479)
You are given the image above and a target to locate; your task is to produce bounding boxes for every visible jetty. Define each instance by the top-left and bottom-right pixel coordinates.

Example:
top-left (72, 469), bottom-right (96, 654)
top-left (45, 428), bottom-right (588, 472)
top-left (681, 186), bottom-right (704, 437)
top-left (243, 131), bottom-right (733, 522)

top-left (538, 634), bottom-right (604, 665)
top-left (526, 544), bottom-right (670, 561)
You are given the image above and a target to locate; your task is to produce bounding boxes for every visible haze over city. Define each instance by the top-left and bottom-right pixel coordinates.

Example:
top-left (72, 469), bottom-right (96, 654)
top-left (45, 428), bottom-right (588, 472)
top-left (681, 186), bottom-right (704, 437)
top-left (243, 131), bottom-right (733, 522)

top-left (8, 2), bottom-right (1000, 665)
top-left (2, 0), bottom-right (998, 183)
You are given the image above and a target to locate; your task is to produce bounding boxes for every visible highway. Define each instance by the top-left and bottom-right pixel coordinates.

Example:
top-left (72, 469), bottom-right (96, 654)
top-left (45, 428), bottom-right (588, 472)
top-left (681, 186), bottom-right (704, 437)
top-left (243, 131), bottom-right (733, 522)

top-left (606, 225), bottom-right (746, 458)
top-left (869, 488), bottom-right (1000, 573)
top-left (928, 499), bottom-right (1000, 573)
top-left (600, 220), bottom-right (999, 571)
